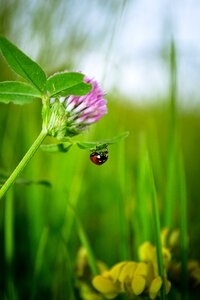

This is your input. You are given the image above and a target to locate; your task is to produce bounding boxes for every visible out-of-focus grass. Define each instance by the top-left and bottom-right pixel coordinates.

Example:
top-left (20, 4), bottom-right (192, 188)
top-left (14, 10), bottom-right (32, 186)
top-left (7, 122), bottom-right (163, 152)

top-left (0, 95), bottom-right (200, 299)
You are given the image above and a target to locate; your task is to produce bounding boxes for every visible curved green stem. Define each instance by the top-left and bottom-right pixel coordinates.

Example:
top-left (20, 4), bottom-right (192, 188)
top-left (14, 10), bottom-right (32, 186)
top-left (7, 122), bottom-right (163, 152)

top-left (0, 129), bottom-right (47, 200)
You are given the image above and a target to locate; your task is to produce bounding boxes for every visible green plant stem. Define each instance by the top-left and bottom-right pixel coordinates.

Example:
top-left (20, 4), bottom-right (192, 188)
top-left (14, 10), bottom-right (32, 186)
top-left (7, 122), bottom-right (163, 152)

top-left (148, 158), bottom-right (165, 300)
top-left (0, 129), bottom-right (47, 199)
top-left (179, 154), bottom-right (188, 299)
top-left (77, 217), bottom-right (99, 276)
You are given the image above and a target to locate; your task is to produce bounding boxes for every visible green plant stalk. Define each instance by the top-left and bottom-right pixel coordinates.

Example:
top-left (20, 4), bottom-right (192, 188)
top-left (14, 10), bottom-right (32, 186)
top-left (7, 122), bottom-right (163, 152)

top-left (0, 129), bottom-right (47, 199)
top-left (77, 217), bottom-right (99, 276)
top-left (165, 39), bottom-right (177, 228)
top-left (179, 154), bottom-right (188, 299)
top-left (117, 139), bottom-right (130, 260)
top-left (137, 134), bottom-right (151, 242)
top-left (4, 188), bottom-right (14, 264)
top-left (164, 135), bottom-right (176, 227)
top-left (148, 158), bottom-right (165, 300)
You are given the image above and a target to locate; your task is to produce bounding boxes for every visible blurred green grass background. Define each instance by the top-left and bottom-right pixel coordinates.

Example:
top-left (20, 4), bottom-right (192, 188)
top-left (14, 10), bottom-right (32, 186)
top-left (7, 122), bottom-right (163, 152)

top-left (0, 0), bottom-right (200, 299)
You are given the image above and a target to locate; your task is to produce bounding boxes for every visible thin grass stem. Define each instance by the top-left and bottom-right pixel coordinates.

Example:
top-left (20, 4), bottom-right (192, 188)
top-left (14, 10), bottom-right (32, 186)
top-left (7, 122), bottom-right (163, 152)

top-left (76, 217), bottom-right (99, 276)
top-left (117, 139), bottom-right (130, 260)
top-left (0, 129), bottom-right (47, 199)
top-left (148, 156), bottom-right (166, 300)
top-left (178, 153), bottom-right (188, 299)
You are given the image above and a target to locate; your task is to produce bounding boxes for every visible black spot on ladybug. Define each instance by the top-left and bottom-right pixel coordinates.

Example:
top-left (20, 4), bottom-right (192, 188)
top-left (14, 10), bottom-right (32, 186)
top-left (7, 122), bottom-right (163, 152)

top-left (90, 150), bottom-right (108, 165)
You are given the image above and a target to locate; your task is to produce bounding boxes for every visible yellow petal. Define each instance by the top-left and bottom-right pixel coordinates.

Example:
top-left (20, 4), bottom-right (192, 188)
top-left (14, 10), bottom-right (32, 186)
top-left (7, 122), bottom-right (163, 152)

top-left (80, 282), bottom-right (102, 300)
top-left (118, 262), bottom-right (138, 283)
top-left (162, 247), bottom-right (171, 269)
top-left (164, 279), bottom-right (171, 295)
top-left (149, 276), bottom-right (162, 299)
top-left (145, 263), bottom-right (154, 287)
top-left (97, 261), bottom-right (108, 274)
top-left (135, 262), bottom-right (149, 277)
top-left (161, 228), bottom-right (170, 246)
top-left (169, 229), bottom-right (180, 248)
top-left (92, 275), bottom-right (119, 296)
top-left (139, 242), bottom-right (156, 263)
top-left (131, 275), bottom-right (146, 295)
top-left (108, 261), bottom-right (128, 282)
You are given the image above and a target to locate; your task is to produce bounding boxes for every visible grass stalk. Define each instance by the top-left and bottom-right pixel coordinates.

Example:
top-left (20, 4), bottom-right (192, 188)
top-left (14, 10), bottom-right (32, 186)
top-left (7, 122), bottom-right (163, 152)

top-left (4, 188), bottom-right (18, 299)
top-left (33, 226), bottom-right (49, 277)
top-left (137, 134), bottom-right (151, 242)
top-left (4, 188), bottom-right (14, 265)
top-left (164, 39), bottom-right (177, 228)
top-left (0, 129), bottom-right (47, 199)
top-left (164, 136), bottom-right (176, 227)
top-left (76, 216), bottom-right (99, 276)
top-left (117, 139), bottom-right (130, 260)
top-left (148, 155), bottom-right (165, 300)
top-left (178, 153), bottom-right (188, 299)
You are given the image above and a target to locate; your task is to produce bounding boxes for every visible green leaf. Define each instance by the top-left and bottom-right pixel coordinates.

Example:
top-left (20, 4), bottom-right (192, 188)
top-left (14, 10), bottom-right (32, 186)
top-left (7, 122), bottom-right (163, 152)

top-left (0, 81), bottom-right (41, 104)
top-left (77, 142), bottom-right (107, 150)
top-left (77, 131), bottom-right (129, 150)
top-left (40, 142), bottom-right (73, 153)
top-left (0, 36), bottom-right (47, 93)
top-left (58, 82), bottom-right (92, 97)
top-left (46, 72), bottom-right (92, 97)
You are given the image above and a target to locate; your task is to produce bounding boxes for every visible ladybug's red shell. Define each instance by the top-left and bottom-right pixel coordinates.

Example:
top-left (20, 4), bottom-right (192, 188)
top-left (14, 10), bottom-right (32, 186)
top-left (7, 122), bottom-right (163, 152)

top-left (90, 151), bottom-right (108, 165)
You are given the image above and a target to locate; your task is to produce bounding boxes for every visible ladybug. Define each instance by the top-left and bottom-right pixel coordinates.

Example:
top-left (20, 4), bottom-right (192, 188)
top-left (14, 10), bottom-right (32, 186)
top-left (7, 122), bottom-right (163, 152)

top-left (90, 148), bottom-right (108, 165)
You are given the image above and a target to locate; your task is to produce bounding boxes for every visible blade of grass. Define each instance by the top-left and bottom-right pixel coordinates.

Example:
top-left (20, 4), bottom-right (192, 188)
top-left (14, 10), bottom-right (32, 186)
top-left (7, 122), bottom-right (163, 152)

top-left (63, 200), bottom-right (99, 276)
top-left (169, 39), bottom-right (177, 132)
top-left (137, 134), bottom-right (151, 242)
top-left (164, 39), bottom-right (178, 228)
top-left (33, 226), bottom-right (49, 277)
top-left (147, 155), bottom-right (165, 300)
top-left (117, 138), bottom-right (130, 260)
top-left (4, 188), bottom-right (14, 265)
top-left (178, 152), bottom-right (188, 299)
top-left (31, 226), bottom-right (49, 299)
top-left (61, 156), bottom-right (87, 242)
top-left (76, 216), bottom-right (99, 276)
top-left (4, 188), bottom-right (18, 300)
top-left (164, 136), bottom-right (177, 227)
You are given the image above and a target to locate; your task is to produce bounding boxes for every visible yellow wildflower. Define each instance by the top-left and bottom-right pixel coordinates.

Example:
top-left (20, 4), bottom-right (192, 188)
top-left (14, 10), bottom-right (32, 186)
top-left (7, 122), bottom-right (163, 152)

top-left (131, 275), bottom-right (146, 295)
top-left (161, 228), bottom-right (180, 251)
top-left (92, 254), bottom-right (171, 299)
top-left (75, 247), bottom-right (107, 300)
top-left (148, 276), bottom-right (162, 299)
top-left (92, 276), bottom-right (119, 299)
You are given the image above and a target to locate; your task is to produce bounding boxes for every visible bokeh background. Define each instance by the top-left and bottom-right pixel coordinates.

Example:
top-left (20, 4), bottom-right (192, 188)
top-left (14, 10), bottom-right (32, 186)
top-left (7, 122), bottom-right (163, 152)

top-left (0, 0), bottom-right (200, 299)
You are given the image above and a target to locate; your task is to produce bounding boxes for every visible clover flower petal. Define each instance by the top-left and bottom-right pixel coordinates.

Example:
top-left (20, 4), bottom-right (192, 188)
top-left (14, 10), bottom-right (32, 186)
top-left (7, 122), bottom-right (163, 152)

top-left (47, 73), bottom-right (107, 138)
top-left (64, 76), bottom-right (107, 134)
